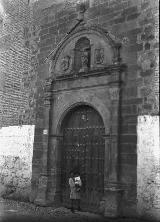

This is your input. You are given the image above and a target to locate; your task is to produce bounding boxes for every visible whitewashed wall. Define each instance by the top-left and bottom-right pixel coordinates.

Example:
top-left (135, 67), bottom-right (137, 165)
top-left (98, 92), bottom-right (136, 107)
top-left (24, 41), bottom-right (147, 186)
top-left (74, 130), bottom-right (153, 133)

top-left (137, 115), bottom-right (160, 221)
top-left (0, 125), bottom-right (35, 196)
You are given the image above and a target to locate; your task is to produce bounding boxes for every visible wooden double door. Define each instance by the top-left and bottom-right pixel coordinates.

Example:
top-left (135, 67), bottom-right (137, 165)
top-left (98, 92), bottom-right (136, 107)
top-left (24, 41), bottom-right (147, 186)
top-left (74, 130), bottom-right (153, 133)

top-left (61, 105), bottom-right (105, 212)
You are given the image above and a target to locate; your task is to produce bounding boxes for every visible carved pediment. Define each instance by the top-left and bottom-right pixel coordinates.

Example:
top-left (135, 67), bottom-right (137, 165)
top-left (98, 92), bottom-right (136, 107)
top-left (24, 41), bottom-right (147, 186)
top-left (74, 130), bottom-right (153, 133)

top-left (46, 24), bottom-right (122, 78)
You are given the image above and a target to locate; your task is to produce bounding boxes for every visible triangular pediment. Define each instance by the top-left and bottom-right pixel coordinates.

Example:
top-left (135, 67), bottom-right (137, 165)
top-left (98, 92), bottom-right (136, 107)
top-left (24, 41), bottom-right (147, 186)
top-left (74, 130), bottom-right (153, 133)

top-left (46, 23), bottom-right (121, 77)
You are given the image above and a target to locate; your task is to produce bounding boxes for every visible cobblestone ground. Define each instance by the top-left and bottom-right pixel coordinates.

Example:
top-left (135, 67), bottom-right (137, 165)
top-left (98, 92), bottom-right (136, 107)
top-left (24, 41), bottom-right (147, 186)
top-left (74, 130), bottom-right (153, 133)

top-left (0, 198), bottom-right (155, 222)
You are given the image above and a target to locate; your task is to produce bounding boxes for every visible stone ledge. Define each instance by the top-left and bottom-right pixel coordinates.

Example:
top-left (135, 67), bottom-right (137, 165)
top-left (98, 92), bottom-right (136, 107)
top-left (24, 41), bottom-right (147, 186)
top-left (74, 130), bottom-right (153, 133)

top-left (104, 188), bottom-right (124, 192)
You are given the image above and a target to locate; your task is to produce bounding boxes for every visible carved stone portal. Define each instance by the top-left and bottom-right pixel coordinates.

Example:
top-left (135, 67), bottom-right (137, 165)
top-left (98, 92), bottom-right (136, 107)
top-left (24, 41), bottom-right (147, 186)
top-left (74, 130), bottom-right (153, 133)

top-left (34, 23), bottom-right (125, 216)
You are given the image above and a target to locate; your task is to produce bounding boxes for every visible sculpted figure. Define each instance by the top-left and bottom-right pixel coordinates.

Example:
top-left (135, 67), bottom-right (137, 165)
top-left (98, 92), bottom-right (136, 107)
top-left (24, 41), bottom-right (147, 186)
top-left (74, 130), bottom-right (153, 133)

top-left (49, 60), bottom-right (54, 74)
top-left (95, 48), bottom-right (104, 64)
top-left (61, 55), bottom-right (71, 72)
top-left (80, 49), bottom-right (89, 72)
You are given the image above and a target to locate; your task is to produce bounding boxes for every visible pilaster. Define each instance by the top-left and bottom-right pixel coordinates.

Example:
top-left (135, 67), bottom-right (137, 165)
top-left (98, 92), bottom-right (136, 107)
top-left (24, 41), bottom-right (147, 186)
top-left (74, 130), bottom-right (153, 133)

top-left (34, 77), bottom-right (53, 206)
top-left (103, 66), bottom-right (124, 217)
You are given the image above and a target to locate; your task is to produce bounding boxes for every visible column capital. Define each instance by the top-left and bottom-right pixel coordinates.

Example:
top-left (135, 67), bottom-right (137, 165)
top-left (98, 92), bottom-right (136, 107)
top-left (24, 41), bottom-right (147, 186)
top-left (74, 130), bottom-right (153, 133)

top-left (108, 87), bottom-right (120, 101)
top-left (43, 77), bottom-right (55, 106)
top-left (49, 134), bottom-right (63, 141)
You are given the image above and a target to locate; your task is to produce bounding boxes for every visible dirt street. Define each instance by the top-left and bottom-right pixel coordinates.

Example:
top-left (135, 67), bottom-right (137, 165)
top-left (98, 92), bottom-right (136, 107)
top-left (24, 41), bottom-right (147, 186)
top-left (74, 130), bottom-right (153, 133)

top-left (0, 198), bottom-right (155, 222)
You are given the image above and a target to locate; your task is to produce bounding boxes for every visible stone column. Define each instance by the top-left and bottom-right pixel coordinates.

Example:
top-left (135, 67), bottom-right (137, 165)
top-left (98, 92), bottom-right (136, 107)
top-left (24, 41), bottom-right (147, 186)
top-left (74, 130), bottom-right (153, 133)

top-left (103, 67), bottom-right (124, 217)
top-left (34, 77), bottom-right (53, 206)
top-left (108, 82), bottom-right (120, 183)
top-left (47, 134), bottom-right (63, 205)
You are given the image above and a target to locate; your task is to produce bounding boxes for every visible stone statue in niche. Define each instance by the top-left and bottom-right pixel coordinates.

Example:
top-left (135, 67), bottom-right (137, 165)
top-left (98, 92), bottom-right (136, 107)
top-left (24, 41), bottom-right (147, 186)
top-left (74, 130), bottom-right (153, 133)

top-left (95, 48), bottom-right (104, 64)
top-left (61, 55), bottom-right (71, 72)
top-left (79, 48), bottom-right (90, 72)
top-left (74, 37), bottom-right (90, 73)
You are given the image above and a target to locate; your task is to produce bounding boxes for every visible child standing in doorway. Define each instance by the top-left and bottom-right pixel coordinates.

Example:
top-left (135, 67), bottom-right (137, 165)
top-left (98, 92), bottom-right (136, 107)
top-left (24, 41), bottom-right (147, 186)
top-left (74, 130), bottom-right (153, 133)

top-left (69, 171), bottom-right (82, 213)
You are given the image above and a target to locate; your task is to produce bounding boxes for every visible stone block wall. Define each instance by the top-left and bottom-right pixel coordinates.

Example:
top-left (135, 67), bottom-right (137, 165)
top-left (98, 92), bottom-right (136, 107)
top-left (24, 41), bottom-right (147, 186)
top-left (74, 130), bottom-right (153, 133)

top-left (30, 0), bottom-right (159, 216)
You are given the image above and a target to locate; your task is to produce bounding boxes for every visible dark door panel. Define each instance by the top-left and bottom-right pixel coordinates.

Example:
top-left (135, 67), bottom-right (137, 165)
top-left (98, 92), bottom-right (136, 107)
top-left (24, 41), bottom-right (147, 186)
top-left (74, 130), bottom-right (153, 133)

top-left (61, 105), bottom-right (105, 212)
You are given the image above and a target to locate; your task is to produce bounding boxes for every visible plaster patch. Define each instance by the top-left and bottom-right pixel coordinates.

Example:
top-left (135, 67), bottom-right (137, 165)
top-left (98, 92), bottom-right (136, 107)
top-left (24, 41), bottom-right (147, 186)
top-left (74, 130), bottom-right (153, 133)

top-left (0, 125), bottom-right (35, 191)
top-left (137, 115), bottom-right (160, 221)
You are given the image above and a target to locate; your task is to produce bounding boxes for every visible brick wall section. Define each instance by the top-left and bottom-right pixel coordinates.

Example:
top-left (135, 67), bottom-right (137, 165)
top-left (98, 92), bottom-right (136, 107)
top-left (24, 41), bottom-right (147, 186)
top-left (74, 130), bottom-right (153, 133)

top-left (0, 0), bottom-right (38, 127)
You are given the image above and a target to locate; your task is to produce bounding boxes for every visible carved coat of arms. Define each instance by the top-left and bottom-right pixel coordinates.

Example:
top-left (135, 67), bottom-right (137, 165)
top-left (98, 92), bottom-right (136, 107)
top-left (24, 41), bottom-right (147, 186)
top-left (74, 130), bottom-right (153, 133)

top-left (95, 48), bottom-right (104, 64)
top-left (61, 55), bottom-right (71, 72)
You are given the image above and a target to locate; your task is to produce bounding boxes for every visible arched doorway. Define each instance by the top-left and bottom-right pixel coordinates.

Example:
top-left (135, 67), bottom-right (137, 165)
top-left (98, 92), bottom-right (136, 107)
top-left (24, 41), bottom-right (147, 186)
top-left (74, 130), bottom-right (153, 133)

top-left (60, 105), bottom-right (105, 212)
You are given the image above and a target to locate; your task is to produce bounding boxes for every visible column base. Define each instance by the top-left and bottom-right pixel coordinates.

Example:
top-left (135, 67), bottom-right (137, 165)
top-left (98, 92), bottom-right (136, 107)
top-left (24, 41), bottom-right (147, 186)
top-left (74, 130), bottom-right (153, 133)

top-left (34, 198), bottom-right (49, 207)
top-left (34, 175), bottom-right (48, 206)
top-left (103, 187), bottom-right (123, 217)
top-left (34, 188), bottom-right (49, 206)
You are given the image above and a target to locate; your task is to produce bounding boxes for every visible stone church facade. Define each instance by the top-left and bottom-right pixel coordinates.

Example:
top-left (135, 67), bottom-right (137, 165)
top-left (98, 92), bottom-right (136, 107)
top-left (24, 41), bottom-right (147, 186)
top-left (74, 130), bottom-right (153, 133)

top-left (34, 22), bottom-right (126, 215)
top-left (0, 0), bottom-right (159, 221)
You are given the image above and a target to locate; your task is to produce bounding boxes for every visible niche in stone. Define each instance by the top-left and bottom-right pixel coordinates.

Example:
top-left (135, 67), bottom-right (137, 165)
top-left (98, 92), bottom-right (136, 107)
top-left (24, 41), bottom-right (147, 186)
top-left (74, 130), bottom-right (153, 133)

top-left (48, 25), bottom-right (119, 78)
top-left (74, 37), bottom-right (91, 73)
